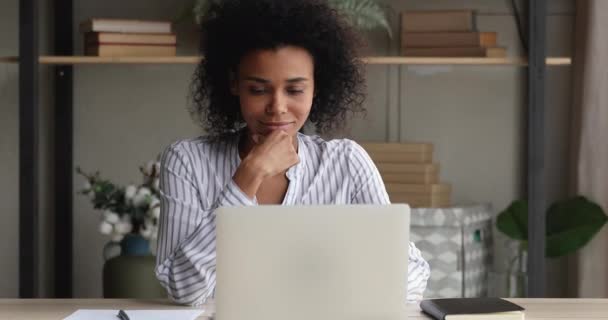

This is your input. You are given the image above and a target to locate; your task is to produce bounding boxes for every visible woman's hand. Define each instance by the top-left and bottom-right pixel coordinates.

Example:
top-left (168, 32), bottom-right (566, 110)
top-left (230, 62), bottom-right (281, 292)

top-left (232, 130), bottom-right (299, 199)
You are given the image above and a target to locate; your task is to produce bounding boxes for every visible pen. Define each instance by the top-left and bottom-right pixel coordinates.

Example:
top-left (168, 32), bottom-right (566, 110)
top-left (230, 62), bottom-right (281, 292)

top-left (117, 309), bottom-right (130, 320)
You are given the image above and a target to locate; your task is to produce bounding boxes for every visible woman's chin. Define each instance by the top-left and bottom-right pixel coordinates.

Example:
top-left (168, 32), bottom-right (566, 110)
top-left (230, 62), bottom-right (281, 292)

top-left (258, 124), bottom-right (297, 136)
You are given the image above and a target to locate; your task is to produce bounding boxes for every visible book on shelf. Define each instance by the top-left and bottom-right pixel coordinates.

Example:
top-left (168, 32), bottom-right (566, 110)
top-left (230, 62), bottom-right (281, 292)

top-left (402, 32), bottom-right (497, 48)
top-left (368, 151), bottom-right (432, 164)
top-left (402, 47), bottom-right (507, 58)
top-left (85, 44), bottom-right (177, 57)
top-left (390, 193), bottom-right (450, 208)
top-left (384, 183), bottom-right (451, 194)
top-left (373, 154), bottom-right (439, 184)
top-left (386, 183), bottom-right (451, 208)
top-left (360, 141), bottom-right (452, 207)
top-left (377, 163), bottom-right (439, 174)
top-left (80, 18), bottom-right (172, 34)
top-left (420, 298), bottom-right (525, 320)
top-left (378, 163), bottom-right (442, 193)
top-left (360, 142), bottom-right (433, 154)
top-left (360, 142), bottom-right (434, 164)
top-left (401, 10), bottom-right (475, 33)
top-left (380, 172), bottom-right (439, 185)
top-left (85, 32), bottom-right (177, 45)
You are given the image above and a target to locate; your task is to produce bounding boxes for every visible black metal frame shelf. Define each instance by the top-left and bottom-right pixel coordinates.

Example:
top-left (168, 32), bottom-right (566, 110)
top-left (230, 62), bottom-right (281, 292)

top-left (19, 0), bottom-right (39, 299)
top-left (17, 0), bottom-right (551, 298)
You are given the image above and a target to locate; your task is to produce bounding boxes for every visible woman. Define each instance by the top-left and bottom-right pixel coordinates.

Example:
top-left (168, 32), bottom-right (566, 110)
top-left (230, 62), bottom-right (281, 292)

top-left (155, 0), bottom-right (430, 306)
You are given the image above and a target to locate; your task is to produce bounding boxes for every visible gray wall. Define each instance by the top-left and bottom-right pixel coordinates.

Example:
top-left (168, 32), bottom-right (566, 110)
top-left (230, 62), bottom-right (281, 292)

top-left (1, 0), bottom-right (575, 298)
top-left (72, 65), bottom-right (199, 297)
top-left (72, 1), bottom-right (201, 298)
top-left (0, 0), bottom-right (19, 298)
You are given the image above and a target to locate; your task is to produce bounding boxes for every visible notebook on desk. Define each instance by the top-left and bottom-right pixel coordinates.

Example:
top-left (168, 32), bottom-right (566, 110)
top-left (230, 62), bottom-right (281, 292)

top-left (420, 298), bottom-right (525, 320)
top-left (63, 309), bottom-right (205, 320)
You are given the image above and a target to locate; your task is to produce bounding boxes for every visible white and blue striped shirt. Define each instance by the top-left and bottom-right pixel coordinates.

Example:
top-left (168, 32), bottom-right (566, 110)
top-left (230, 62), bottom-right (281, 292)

top-left (155, 132), bottom-right (430, 306)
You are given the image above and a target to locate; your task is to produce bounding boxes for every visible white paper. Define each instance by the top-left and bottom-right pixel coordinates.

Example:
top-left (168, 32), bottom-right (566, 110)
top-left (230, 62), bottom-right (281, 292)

top-left (63, 309), bottom-right (206, 320)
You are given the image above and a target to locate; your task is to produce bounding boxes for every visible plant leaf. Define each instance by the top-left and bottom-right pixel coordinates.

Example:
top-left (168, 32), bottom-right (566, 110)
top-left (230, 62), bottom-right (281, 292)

top-left (328, 0), bottom-right (392, 38)
top-left (186, 0), bottom-right (392, 38)
top-left (497, 200), bottom-right (528, 240)
top-left (546, 225), bottom-right (604, 257)
top-left (545, 196), bottom-right (607, 257)
top-left (173, 0), bottom-right (198, 24)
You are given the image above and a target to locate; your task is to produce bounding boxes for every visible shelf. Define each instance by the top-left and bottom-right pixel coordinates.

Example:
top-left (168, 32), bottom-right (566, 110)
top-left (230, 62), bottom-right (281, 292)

top-left (0, 56), bottom-right (200, 64)
top-left (0, 55), bottom-right (572, 66)
top-left (364, 56), bottom-right (572, 66)
top-left (0, 56), bottom-right (18, 63)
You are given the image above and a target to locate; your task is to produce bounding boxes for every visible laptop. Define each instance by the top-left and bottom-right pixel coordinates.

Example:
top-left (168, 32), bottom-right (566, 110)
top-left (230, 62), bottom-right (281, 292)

top-left (215, 204), bottom-right (410, 320)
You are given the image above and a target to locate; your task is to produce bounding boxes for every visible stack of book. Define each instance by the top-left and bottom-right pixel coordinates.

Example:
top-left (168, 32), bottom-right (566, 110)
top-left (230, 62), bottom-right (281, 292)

top-left (80, 18), bottom-right (176, 57)
top-left (360, 142), bottom-right (451, 208)
top-left (400, 10), bottom-right (506, 58)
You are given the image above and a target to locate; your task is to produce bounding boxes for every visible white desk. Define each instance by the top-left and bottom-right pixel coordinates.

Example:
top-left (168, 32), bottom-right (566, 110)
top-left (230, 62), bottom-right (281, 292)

top-left (1, 298), bottom-right (607, 319)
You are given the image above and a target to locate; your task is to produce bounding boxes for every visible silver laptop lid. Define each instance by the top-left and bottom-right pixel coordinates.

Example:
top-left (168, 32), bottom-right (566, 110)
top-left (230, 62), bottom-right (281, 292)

top-left (215, 204), bottom-right (410, 320)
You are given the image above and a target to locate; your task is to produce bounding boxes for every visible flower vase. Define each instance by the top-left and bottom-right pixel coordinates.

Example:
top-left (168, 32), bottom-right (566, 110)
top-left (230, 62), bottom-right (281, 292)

top-left (489, 249), bottom-right (528, 297)
top-left (102, 234), bottom-right (166, 298)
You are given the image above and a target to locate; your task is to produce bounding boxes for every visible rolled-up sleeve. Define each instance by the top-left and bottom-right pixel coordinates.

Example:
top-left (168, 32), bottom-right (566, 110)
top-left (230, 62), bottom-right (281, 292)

top-left (348, 141), bottom-right (431, 303)
top-left (155, 144), bottom-right (256, 306)
top-left (406, 242), bottom-right (431, 303)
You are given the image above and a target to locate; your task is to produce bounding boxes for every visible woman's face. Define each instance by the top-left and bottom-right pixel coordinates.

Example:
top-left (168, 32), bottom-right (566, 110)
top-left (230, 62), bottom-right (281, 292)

top-left (231, 45), bottom-right (315, 138)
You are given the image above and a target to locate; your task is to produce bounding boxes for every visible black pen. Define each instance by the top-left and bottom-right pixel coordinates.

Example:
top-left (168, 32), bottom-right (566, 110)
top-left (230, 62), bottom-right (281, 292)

top-left (117, 309), bottom-right (130, 320)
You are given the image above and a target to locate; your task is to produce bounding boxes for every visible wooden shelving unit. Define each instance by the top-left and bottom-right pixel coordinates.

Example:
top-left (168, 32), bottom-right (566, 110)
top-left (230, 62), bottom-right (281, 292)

top-left (1, 55), bottom-right (572, 66)
top-left (14, 0), bottom-right (553, 299)
top-left (364, 56), bottom-right (571, 66)
top-left (0, 56), bottom-right (17, 63)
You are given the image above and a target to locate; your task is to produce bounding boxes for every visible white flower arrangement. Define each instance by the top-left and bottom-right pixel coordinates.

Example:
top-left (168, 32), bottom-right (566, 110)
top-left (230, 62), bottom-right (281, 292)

top-left (77, 160), bottom-right (162, 243)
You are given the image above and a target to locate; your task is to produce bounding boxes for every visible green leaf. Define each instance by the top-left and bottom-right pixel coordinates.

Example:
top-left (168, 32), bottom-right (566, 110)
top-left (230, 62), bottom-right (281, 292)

top-left (329, 0), bottom-right (392, 38)
top-left (496, 200), bottom-right (528, 240)
top-left (173, 0), bottom-right (197, 24)
top-left (186, 0), bottom-right (393, 38)
top-left (496, 196), bottom-right (608, 258)
top-left (545, 196), bottom-right (607, 257)
top-left (546, 225), bottom-right (603, 257)
top-left (187, 0), bottom-right (224, 25)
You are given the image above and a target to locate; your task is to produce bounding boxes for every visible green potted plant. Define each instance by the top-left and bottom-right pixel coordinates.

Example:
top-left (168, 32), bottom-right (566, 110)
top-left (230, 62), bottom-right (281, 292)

top-left (77, 160), bottom-right (165, 298)
top-left (177, 0), bottom-right (393, 38)
top-left (495, 196), bottom-right (607, 296)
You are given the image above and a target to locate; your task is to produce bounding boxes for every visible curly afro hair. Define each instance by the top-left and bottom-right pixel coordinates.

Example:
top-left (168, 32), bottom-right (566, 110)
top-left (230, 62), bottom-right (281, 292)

top-left (190, 0), bottom-right (367, 138)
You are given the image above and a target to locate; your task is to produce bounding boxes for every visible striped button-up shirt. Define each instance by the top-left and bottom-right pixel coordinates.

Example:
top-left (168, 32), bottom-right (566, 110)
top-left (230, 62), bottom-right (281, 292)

top-left (155, 132), bottom-right (431, 306)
